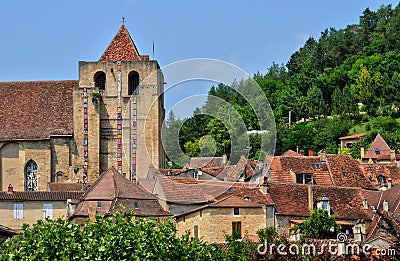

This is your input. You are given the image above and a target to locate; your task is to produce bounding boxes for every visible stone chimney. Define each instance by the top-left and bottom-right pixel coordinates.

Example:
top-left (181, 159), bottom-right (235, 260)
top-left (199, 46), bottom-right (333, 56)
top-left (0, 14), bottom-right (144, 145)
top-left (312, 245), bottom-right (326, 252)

top-left (388, 178), bottom-right (392, 189)
top-left (308, 149), bottom-right (314, 156)
top-left (319, 150), bottom-right (327, 162)
top-left (258, 160), bottom-right (264, 170)
top-left (383, 200), bottom-right (389, 212)
top-left (300, 150), bottom-right (304, 156)
top-left (390, 150), bottom-right (396, 164)
top-left (360, 147), bottom-right (365, 159)
top-left (308, 184), bottom-right (314, 211)
top-left (7, 184), bottom-right (13, 193)
top-left (260, 184), bottom-right (269, 194)
top-left (353, 219), bottom-right (366, 245)
top-left (222, 154), bottom-right (228, 166)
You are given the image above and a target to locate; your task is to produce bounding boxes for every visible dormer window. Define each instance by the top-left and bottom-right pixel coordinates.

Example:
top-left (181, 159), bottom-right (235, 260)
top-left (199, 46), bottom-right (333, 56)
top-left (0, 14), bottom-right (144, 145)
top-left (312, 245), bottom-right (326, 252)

top-left (94, 71), bottom-right (106, 89)
top-left (374, 148), bottom-right (380, 155)
top-left (317, 196), bottom-right (330, 215)
top-left (315, 163), bottom-right (320, 169)
top-left (377, 174), bottom-right (385, 186)
top-left (296, 173), bottom-right (312, 184)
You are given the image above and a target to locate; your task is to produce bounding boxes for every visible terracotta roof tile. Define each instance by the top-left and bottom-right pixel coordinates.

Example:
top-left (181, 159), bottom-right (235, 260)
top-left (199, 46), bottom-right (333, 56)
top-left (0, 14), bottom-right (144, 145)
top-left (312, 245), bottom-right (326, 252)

top-left (364, 134), bottom-right (392, 159)
top-left (0, 191), bottom-right (82, 201)
top-left (326, 154), bottom-right (375, 189)
top-left (265, 182), bottom-right (371, 220)
top-left (360, 164), bottom-right (400, 187)
top-left (339, 133), bottom-right (366, 140)
top-left (189, 156), bottom-right (226, 168)
top-left (72, 168), bottom-right (169, 218)
top-left (0, 80), bottom-right (76, 141)
top-left (99, 25), bottom-right (149, 62)
top-left (281, 150), bottom-right (302, 156)
top-left (47, 182), bottom-right (89, 192)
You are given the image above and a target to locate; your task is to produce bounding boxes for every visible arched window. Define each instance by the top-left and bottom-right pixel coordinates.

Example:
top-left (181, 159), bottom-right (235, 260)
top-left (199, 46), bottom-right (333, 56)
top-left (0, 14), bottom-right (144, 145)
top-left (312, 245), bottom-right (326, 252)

top-left (51, 171), bottom-right (64, 182)
top-left (94, 71), bottom-right (106, 89)
top-left (25, 160), bottom-right (38, 191)
top-left (128, 71), bottom-right (139, 95)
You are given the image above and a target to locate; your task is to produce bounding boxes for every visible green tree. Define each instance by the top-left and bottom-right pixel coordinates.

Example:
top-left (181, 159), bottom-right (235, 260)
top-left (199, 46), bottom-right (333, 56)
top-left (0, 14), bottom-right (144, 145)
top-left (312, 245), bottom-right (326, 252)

top-left (293, 208), bottom-right (340, 239)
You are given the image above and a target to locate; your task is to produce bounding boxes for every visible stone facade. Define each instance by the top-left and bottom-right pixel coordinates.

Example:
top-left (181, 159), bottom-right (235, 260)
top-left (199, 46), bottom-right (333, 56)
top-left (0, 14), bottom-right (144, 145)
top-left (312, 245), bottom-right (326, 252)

top-left (175, 206), bottom-right (266, 243)
top-left (0, 200), bottom-right (68, 229)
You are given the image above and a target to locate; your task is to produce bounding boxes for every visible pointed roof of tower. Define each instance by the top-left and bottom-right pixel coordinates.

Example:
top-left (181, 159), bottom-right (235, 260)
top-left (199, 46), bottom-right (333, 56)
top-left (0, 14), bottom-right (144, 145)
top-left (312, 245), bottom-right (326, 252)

top-left (99, 25), bottom-right (149, 62)
top-left (364, 134), bottom-right (392, 159)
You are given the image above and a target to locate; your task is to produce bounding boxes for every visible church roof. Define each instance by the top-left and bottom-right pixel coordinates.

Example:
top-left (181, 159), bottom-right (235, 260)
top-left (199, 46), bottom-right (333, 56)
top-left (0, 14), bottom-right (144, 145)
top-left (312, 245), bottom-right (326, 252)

top-left (0, 80), bottom-right (76, 141)
top-left (99, 25), bottom-right (149, 62)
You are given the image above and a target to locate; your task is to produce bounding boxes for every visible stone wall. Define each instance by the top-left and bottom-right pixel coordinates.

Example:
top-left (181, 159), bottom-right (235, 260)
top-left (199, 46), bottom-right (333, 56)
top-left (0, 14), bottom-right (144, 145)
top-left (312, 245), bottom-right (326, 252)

top-left (176, 206), bottom-right (266, 243)
top-left (0, 200), bottom-right (68, 229)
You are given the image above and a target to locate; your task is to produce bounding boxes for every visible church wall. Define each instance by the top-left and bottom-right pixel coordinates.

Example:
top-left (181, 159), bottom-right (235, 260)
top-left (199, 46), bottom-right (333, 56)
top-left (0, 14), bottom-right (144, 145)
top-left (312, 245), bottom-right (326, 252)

top-left (0, 141), bottom-right (51, 191)
top-left (50, 137), bottom-right (74, 182)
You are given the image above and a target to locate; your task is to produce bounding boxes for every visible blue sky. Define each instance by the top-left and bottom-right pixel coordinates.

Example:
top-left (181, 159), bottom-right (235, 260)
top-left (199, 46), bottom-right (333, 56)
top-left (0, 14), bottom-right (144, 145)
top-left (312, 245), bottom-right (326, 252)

top-left (0, 0), bottom-right (397, 118)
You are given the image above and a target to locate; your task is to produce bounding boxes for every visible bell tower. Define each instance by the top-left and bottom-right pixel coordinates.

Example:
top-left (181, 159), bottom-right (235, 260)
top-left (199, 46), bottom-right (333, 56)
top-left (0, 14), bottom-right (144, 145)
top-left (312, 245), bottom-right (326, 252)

top-left (73, 25), bottom-right (165, 182)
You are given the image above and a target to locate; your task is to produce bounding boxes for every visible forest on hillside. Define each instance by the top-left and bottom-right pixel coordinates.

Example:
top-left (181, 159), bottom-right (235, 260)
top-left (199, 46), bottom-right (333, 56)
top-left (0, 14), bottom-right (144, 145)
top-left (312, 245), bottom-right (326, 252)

top-left (165, 3), bottom-right (400, 166)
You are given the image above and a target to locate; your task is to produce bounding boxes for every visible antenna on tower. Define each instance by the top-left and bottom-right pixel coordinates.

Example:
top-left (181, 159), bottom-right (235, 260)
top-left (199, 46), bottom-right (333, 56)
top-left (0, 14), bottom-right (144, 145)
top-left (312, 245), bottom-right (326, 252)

top-left (152, 39), bottom-right (155, 60)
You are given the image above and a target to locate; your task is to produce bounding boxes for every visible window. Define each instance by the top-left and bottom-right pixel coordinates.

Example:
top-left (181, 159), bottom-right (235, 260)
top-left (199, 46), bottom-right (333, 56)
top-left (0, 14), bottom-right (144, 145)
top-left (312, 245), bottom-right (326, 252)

top-left (43, 204), bottom-right (53, 219)
top-left (296, 173), bottom-right (312, 184)
top-left (232, 221), bottom-right (242, 237)
top-left (374, 148), bottom-right (380, 155)
top-left (377, 174), bottom-right (385, 185)
top-left (94, 71), bottom-right (106, 89)
top-left (25, 160), bottom-right (38, 191)
top-left (322, 201), bottom-right (329, 210)
top-left (14, 204), bottom-right (23, 219)
top-left (193, 171), bottom-right (199, 180)
top-left (128, 71), bottom-right (139, 95)
top-left (194, 224), bottom-right (199, 238)
top-left (233, 207), bottom-right (240, 216)
top-left (134, 201), bottom-right (139, 209)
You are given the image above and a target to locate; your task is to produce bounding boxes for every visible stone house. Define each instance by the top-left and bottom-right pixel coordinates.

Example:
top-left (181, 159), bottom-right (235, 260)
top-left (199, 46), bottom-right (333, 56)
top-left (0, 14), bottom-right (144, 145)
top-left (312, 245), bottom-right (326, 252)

top-left (175, 195), bottom-right (266, 243)
top-left (0, 184), bottom-right (82, 229)
top-left (69, 168), bottom-right (170, 225)
top-left (362, 134), bottom-right (400, 165)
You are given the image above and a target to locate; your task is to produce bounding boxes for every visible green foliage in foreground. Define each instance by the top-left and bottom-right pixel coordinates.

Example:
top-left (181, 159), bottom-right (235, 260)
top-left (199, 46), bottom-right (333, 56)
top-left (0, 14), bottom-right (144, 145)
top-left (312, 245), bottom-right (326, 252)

top-left (0, 211), bottom-right (226, 261)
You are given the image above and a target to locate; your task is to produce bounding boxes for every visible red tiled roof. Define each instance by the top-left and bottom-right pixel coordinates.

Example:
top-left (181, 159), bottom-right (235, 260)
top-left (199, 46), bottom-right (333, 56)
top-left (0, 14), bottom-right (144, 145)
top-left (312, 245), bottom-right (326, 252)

top-left (267, 155), bottom-right (375, 189)
top-left (264, 182), bottom-right (371, 220)
top-left (189, 156), bottom-right (226, 168)
top-left (47, 182), bottom-right (89, 192)
top-left (175, 194), bottom-right (262, 217)
top-left (325, 154), bottom-right (375, 189)
top-left (339, 133), bottom-right (366, 140)
top-left (281, 150), bottom-right (302, 156)
top-left (360, 164), bottom-right (400, 187)
top-left (99, 25), bottom-right (149, 62)
top-left (0, 191), bottom-right (82, 201)
top-left (0, 225), bottom-right (17, 235)
top-left (364, 134), bottom-right (392, 159)
top-left (72, 168), bottom-right (170, 218)
top-left (0, 80), bottom-right (76, 141)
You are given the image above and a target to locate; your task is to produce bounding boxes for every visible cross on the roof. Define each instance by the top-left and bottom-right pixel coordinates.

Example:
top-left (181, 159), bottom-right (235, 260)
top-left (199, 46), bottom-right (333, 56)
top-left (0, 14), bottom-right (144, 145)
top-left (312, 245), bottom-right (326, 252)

top-left (121, 17), bottom-right (126, 25)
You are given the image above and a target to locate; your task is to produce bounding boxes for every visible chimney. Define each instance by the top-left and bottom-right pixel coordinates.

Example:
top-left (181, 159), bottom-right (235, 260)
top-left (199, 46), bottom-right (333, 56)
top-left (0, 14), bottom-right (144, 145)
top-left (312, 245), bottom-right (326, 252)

top-left (258, 160), bottom-right (264, 170)
top-left (222, 154), bottom-right (228, 166)
top-left (319, 150), bottom-right (327, 162)
top-left (7, 184), bottom-right (13, 193)
top-left (383, 200), bottom-right (389, 212)
top-left (261, 184), bottom-right (268, 194)
top-left (353, 219), bottom-right (366, 244)
top-left (360, 147), bottom-right (365, 159)
top-left (300, 150), bottom-right (304, 156)
top-left (390, 150), bottom-right (396, 164)
top-left (308, 184), bottom-right (314, 211)
top-left (308, 149), bottom-right (314, 156)
top-left (388, 178), bottom-right (392, 189)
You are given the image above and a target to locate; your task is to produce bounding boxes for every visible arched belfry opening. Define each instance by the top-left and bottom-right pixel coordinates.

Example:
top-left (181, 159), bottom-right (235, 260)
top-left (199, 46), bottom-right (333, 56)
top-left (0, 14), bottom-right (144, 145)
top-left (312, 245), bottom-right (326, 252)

top-left (94, 71), bottom-right (106, 89)
top-left (128, 71), bottom-right (139, 95)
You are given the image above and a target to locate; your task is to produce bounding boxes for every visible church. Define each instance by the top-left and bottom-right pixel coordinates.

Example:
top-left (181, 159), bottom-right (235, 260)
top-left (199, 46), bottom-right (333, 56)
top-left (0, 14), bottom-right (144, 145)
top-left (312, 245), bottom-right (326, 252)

top-left (0, 25), bottom-right (165, 191)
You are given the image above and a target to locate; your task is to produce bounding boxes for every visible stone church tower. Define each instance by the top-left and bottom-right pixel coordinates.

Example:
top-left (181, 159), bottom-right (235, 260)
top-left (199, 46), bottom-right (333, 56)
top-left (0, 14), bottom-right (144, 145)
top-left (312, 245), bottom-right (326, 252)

top-left (73, 25), bottom-right (165, 182)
